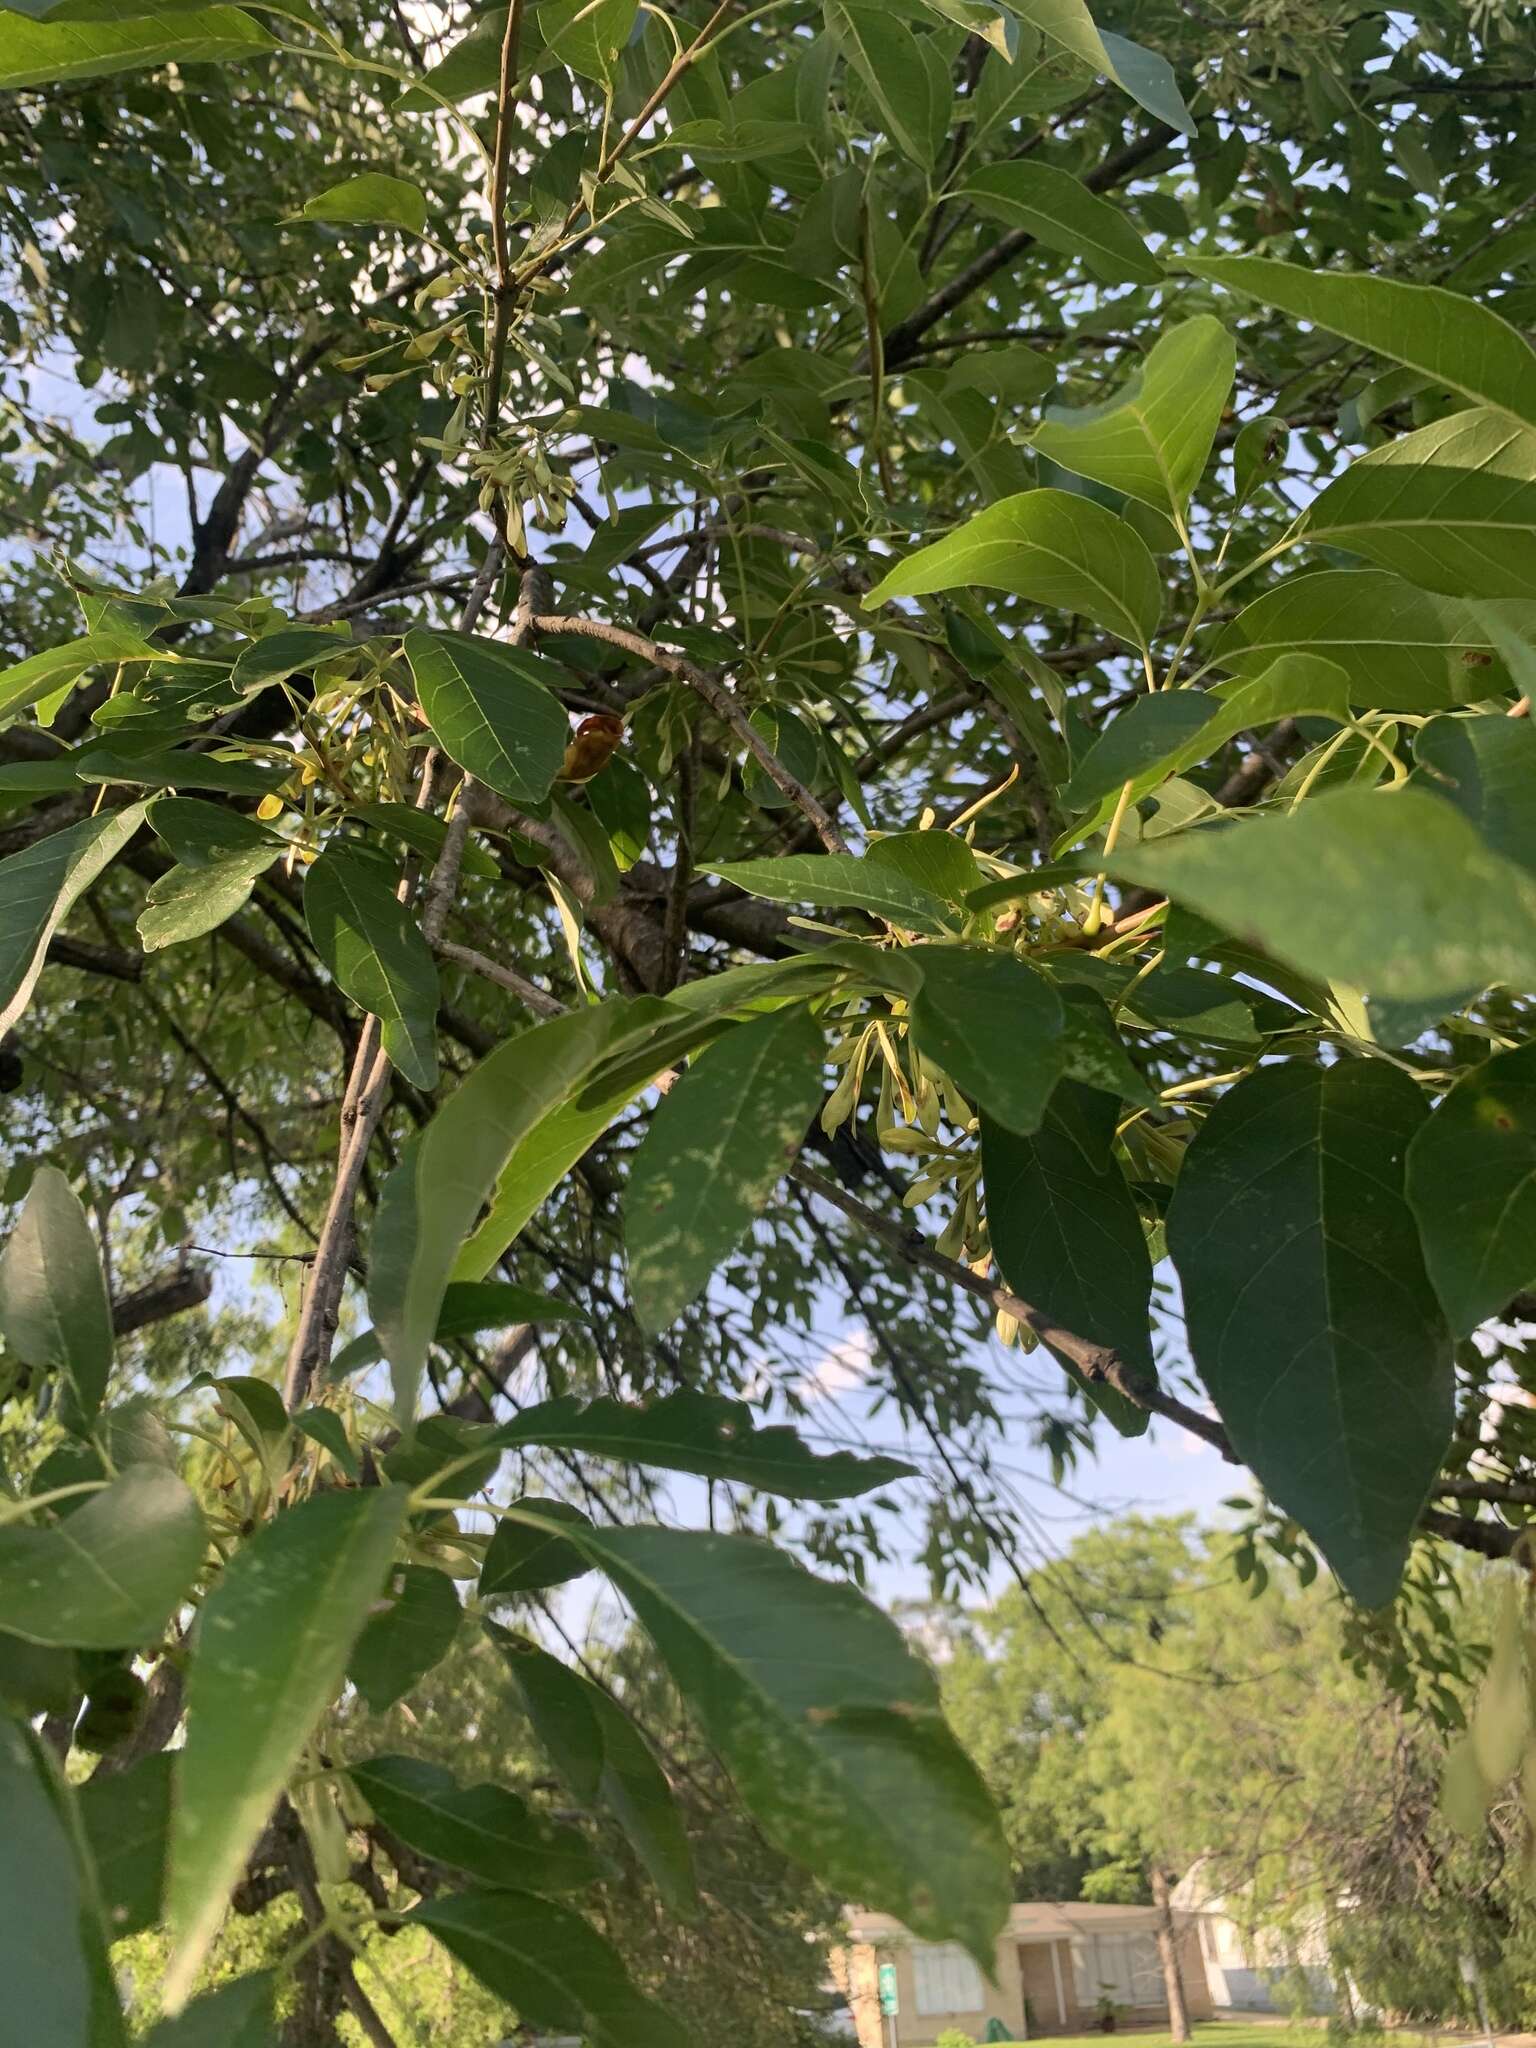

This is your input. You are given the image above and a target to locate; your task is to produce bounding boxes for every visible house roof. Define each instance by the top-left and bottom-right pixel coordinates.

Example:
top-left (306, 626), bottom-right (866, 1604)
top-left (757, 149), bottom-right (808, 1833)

top-left (843, 1902), bottom-right (1169, 1946)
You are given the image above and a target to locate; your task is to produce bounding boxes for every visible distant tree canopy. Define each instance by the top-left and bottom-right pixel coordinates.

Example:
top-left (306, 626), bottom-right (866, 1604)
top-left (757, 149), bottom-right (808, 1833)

top-left (941, 1516), bottom-right (1536, 2031)
top-left (4, 0), bottom-right (1536, 2040)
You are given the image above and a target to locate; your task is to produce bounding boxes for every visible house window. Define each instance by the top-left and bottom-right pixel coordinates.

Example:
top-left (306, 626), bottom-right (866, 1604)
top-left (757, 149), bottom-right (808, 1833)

top-left (1072, 1934), bottom-right (1163, 2006)
top-left (912, 1942), bottom-right (986, 2016)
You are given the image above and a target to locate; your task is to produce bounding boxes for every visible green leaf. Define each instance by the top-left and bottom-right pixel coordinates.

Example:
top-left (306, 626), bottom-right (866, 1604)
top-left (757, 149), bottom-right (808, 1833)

top-left (0, 804), bottom-right (148, 1035)
top-left (293, 1405), bottom-right (360, 1479)
top-left (864, 489), bottom-right (1162, 650)
top-left (481, 1498), bottom-right (595, 1597)
top-left (1062, 692), bottom-right (1216, 811)
top-left (1181, 257), bottom-right (1536, 431)
top-left (492, 1627), bottom-right (698, 1914)
top-left (1105, 786), bottom-right (1536, 1002)
top-left (1099, 28), bottom-right (1195, 137)
top-left (296, 173), bottom-right (427, 233)
top-left (347, 1562), bottom-right (462, 1712)
top-left (1032, 316), bottom-right (1235, 520)
top-left (369, 998), bottom-right (673, 1421)
top-left (485, 1388), bottom-right (916, 1499)
top-left (1407, 1041), bottom-right (1536, 1337)
top-left (1414, 712), bottom-right (1536, 877)
top-left (304, 841), bottom-right (440, 1089)
top-left (1212, 569), bottom-right (1529, 713)
top-left (0, 1163), bottom-right (112, 1434)
top-left (909, 947), bottom-right (1064, 1133)
top-left (350, 799), bottom-right (499, 880)
top-left (1302, 409), bottom-right (1536, 601)
top-left (149, 796), bottom-right (278, 867)
top-left (0, 6), bottom-right (274, 87)
top-left (864, 829), bottom-right (983, 905)
top-left (138, 844), bottom-right (279, 951)
top-left (918, 0), bottom-right (1018, 60)
top-left (1061, 659), bottom-right (1353, 840)
top-left (541, 0), bottom-right (639, 84)
top-left (412, 1887), bottom-right (688, 2048)
top-left (327, 1280), bottom-right (586, 1380)
top-left (982, 1091), bottom-right (1153, 1434)
top-left (960, 161), bottom-right (1162, 285)
top-left (1168, 1060), bottom-right (1451, 1606)
top-left (1053, 984), bottom-right (1158, 1106)
top-left (141, 1974), bottom-right (276, 2048)
top-left (0, 1719), bottom-right (123, 2048)
top-left (164, 1486), bottom-right (412, 2011)
top-left (350, 1755), bottom-right (601, 1892)
top-left (227, 626), bottom-right (349, 690)
top-left (699, 854), bottom-right (956, 935)
top-left (78, 748), bottom-right (287, 796)
top-left (522, 1516), bottom-right (1009, 1962)
top-left (78, 1752), bottom-right (171, 1940)
top-left (405, 629), bottom-right (570, 808)
top-left (0, 629), bottom-right (164, 726)
top-left (829, 1), bottom-right (951, 167)
top-left (0, 1463), bottom-right (205, 1649)
top-left (626, 1006), bottom-right (827, 1331)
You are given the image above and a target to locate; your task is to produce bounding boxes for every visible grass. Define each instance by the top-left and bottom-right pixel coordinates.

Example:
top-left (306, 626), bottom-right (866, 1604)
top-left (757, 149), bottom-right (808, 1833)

top-left (1020, 2026), bottom-right (1325, 2048)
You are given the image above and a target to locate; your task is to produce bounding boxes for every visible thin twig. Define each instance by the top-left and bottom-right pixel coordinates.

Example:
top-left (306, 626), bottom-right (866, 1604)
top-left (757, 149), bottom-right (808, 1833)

top-left (532, 611), bottom-right (850, 854)
top-left (789, 1161), bottom-right (1235, 1458)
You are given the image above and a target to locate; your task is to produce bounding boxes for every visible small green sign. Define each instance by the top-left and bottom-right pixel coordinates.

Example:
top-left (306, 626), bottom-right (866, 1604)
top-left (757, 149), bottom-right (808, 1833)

top-left (878, 1962), bottom-right (899, 2017)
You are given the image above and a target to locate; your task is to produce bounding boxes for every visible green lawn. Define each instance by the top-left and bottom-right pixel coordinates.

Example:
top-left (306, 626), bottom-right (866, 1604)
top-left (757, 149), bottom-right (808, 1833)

top-left (1012, 2028), bottom-right (1328, 2048)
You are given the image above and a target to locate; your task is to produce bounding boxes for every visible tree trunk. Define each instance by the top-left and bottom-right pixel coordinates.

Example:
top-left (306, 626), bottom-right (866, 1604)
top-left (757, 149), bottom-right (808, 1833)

top-left (1150, 1864), bottom-right (1192, 2045)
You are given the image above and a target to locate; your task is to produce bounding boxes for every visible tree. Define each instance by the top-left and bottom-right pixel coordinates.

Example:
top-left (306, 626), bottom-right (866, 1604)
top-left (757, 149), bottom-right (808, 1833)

top-left (3, 0), bottom-right (1536, 2037)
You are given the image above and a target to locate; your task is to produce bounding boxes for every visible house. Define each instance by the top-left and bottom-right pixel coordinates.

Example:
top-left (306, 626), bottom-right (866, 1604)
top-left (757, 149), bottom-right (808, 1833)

top-left (1173, 1865), bottom-right (1337, 2017)
top-left (832, 1902), bottom-right (1213, 2048)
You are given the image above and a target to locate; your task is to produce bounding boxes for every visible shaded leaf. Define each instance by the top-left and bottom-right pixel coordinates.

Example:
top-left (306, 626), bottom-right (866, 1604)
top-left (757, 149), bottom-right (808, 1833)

top-left (910, 947), bottom-right (1064, 1133)
top-left (347, 1562), bottom-right (462, 1712)
top-left (1168, 1060), bottom-right (1451, 1606)
top-left (405, 629), bottom-right (570, 808)
top-left (481, 1498), bottom-right (595, 1598)
top-left (0, 1464), bottom-right (205, 1649)
top-left (485, 1388), bottom-right (915, 1499)
top-left (1407, 1040), bottom-right (1536, 1337)
top-left (350, 1755), bottom-right (601, 1892)
top-left (164, 1487), bottom-right (411, 2010)
top-left (0, 805), bottom-right (148, 1035)
top-left (141, 1974), bottom-right (276, 2048)
top-left (327, 1279), bottom-right (586, 1380)
top-left (412, 1887), bottom-right (688, 2048)
top-left (304, 841), bottom-right (440, 1089)
top-left (982, 1092), bottom-right (1153, 1435)
top-left (0, 1163), bottom-right (112, 1434)
top-left (626, 1006), bottom-right (826, 1331)
top-left (961, 161), bottom-right (1162, 285)
top-left (0, 1718), bottom-right (124, 2048)
top-left (524, 1515), bottom-right (1010, 1963)
top-left (700, 854), bottom-right (956, 935)
top-left (1414, 712), bottom-right (1536, 877)
top-left (493, 1627), bottom-right (697, 1914)
top-left (78, 1752), bottom-right (171, 1939)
